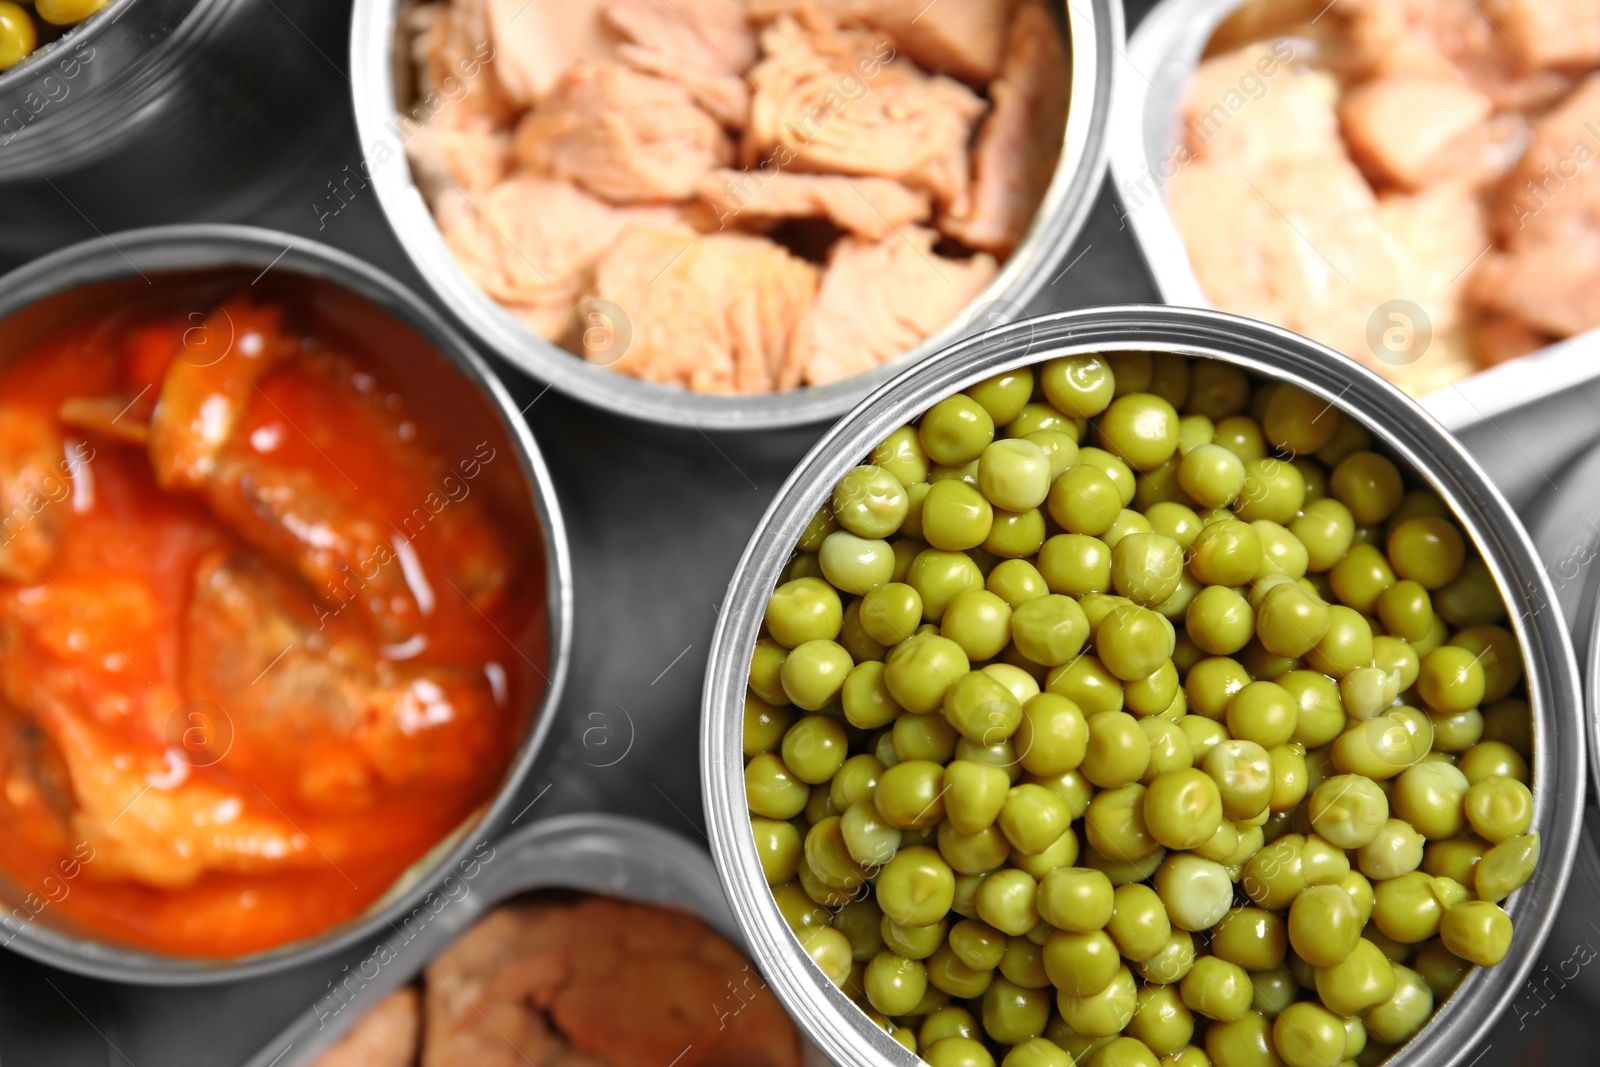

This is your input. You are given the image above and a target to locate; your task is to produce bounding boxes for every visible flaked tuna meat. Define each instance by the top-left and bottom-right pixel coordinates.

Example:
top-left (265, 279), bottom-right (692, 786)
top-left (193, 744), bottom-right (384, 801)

top-left (514, 62), bottom-right (733, 202)
top-left (437, 173), bottom-right (681, 339)
top-left (486, 0), bottom-right (618, 106)
top-left (1340, 0), bottom-right (1570, 112)
top-left (1483, 0), bottom-right (1600, 71)
top-left (580, 224), bottom-right (817, 393)
top-left (697, 169), bottom-right (930, 238)
top-left (1472, 312), bottom-right (1554, 366)
top-left (748, 0), bottom-right (1020, 83)
top-left (1169, 51), bottom-right (1488, 392)
top-left (793, 226), bottom-right (998, 387)
top-left (746, 15), bottom-right (988, 215)
top-left (311, 988), bottom-right (420, 1067)
top-left (408, 0), bottom-right (517, 126)
top-left (407, 108), bottom-right (511, 200)
top-left (941, 2), bottom-right (1069, 255)
top-left (1183, 49), bottom-right (1346, 169)
top-left (1473, 74), bottom-right (1600, 338)
top-left (605, 0), bottom-right (757, 126)
top-left (423, 897), bottom-right (802, 1067)
top-left (1340, 75), bottom-right (1493, 190)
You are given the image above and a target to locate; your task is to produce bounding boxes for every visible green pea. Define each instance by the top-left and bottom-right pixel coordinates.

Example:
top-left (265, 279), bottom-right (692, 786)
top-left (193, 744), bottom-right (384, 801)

top-left (779, 639), bottom-right (853, 711)
top-left (1286, 883), bottom-right (1361, 968)
top-left (987, 558), bottom-right (1050, 609)
top-left (857, 583), bottom-right (922, 647)
top-left (1314, 938), bottom-right (1397, 1018)
top-left (978, 438), bottom-right (1055, 513)
top-left (985, 508), bottom-right (1048, 560)
top-left (1440, 899), bottom-right (1513, 966)
top-left (1417, 645), bottom-right (1486, 713)
top-left (922, 479), bottom-right (995, 552)
top-left (1240, 833), bottom-right (1307, 910)
top-left (1102, 882), bottom-right (1170, 963)
top-left (983, 977), bottom-right (1053, 1045)
top-left (1475, 832), bottom-right (1539, 903)
top-left (875, 759), bottom-right (948, 829)
top-left (877, 845), bottom-right (956, 927)
top-left (749, 638), bottom-right (790, 705)
top-left (1178, 443), bottom-right (1246, 508)
top-left (1190, 519), bottom-right (1263, 587)
top-left (1250, 964), bottom-right (1297, 1020)
top-left (884, 631), bottom-right (971, 714)
top-left (1390, 761), bottom-right (1469, 840)
top-left (818, 530), bottom-right (896, 595)
top-left (922, 394), bottom-right (997, 466)
top-left (1450, 624), bottom-right (1523, 703)
top-left (1140, 768), bottom-right (1223, 851)
top-left (744, 692), bottom-right (794, 757)
top-left (1331, 452), bottom-right (1404, 526)
top-left (841, 662), bottom-right (901, 730)
top-left (1042, 355), bottom-right (1116, 418)
top-left (1011, 691), bottom-right (1086, 776)
top-left (1084, 782), bottom-right (1159, 862)
top-left (941, 758), bottom-right (1012, 836)
top-left (871, 425), bottom-right (930, 488)
top-left (833, 465), bottom-right (912, 539)
top-left (745, 753), bottom-right (810, 819)
top-left (1139, 715), bottom-right (1192, 776)
top-left (1078, 710), bottom-right (1151, 789)
top-left (1290, 497), bottom-right (1356, 573)
top-left (1458, 739), bottom-right (1529, 785)
top-left (833, 898), bottom-right (887, 963)
top-left (907, 548), bottom-right (985, 622)
top-left (1329, 543), bottom-right (1397, 614)
top-left (1101, 508), bottom-right (1152, 550)
top-left (948, 918), bottom-right (1008, 972)
top-left (1213, 415), bottom-right (1266, 462)
top-left (1179, 956), bottom-right (1251, 1022)
top-left (883, 914), bottom-right (950, 961)
top-left (1274, 1001), bottom-right (1347, 1067)
top-left (943, 670), bottom-right (1023, 746)
top-left (971, 368), bottom-right (1036, 425)
top-left (996, 782), bottom-right (1072, 856)
top-left (1263, 383), bottom-right (1339, 453)
top-left (840, 798), bottom-right (900, 878)
top-left (766, 577), bottom-right (843, 648)
top-left (780, 714), bottom-right (848, 784)
top-left (1037, 534), bottom-right (1112, 597)
top-left (1222, 681), bottom-right (1296, 749)
top-left (1096, 603), bottom-right (1173, 682)
top-left (751, 817), bottom-right (802, 884)
top-left (1387, 515), bottom-right (1466, 591)
top-left (1371, 871), bottom-right (1449, 944)
top-left (1463, 775), bottom-right (1533, 843)
top-left (977, 868), bottom-right (1041, 936)
top-left (1182, 360), bottom-right (1248, 420)
top-left (1047, 654), bottom-right (1125, 717)
top-left (1137, 931), bottom-right (1197, 988)
top-left (893, 709), bottom-right (958, 763)
top-left (1002, 1038), bottom-right (1076, 1067)
top-left (1043, 927), bottom-right (1121, 998)
top-left (1012, 824), bottom-right (1082, 879)
top-left (1110, 532), bottom-right (1184, 607)
top-left (1203, 739), bottom-right (1273, 822)
top-left (1254, 582), bottom-right (1330, 660)
top-left (1001, 934), bottom-right (1052, 987)
top-left (866, 949), bottom-right (929, 1015)
top-left (1308, 774), bottom-right (1389, 848)
top-left (1047, 464), bottom-right (1124, 537)
top-left (1234, 456), bottom-right (1305, 525)
top-left (1361, 963), bottom-right (1433, 1048)
top-left (1097, 393), bottom-right (1180, 471)
top-left (1206, 906), bottom-right (1284, 973)
top-left (1009, 403), bottom-right (1079, 439)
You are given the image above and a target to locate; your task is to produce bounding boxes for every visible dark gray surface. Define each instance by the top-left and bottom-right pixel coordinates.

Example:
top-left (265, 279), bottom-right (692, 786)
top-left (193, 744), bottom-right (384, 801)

top-left (0, 1), bottom-right (1593, 1064)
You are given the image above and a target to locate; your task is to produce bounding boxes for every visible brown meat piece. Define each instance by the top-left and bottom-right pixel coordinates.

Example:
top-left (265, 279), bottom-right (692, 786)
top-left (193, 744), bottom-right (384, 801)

top-left (185, 552), bottom-right (502, 811)
top-left (1340, 75), bottom-right (1493, 190)
top-left (697, 169), bottom-right (931, 238)
top-left (1340, 0), bottom-right (1570, 112)
top-left (941, 2), bottom-right (1070, 255)
top-left (514, 62), bottom-right (733, 202)
top-left (792, 226), bottom-right (998, 387)
top-left (0, 410), bottom-right (68, 583)
top-left (487, 0), bottom-right (618, 106)
top-left (436, 173), bottom-right (681, 339)
top-left (605, 0), bottom-right (758, 126)
top-left (746, 15), bottom-right (988, 215)
top-left (1483, 0), bottom-right (1600, 71)
top-left (311, 987), bottom-right (421, 1067)
top-left (424, 897), bottom-right (801, 1067)
top-left (748, 0), bottom-right (1020, 82)
top-left (1472, 312), bottom-right (1554, 365)
top-left (1473, 75), bottom-right (1600, 338)
top-left (580, 224), bottom-right (817, 393)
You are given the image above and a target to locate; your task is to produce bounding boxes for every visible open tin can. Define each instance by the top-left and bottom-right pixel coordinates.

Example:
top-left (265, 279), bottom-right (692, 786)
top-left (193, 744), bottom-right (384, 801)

top-left (702, 305), bottom-right (1586, 1067)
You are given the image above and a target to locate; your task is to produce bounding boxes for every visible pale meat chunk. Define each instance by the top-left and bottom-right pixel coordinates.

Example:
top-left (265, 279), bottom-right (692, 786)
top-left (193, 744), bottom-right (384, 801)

top-left (580, 224), bottom-right (817, 393)
top-left (424, 898), bottom-right (801, 1067)
top-left (1340, 75), bottom-right (1493, 190)
top-left (746, 15), bottom-right (988, 215)
top-left (1183, 49), bottom-right (1346, 168)
top-left (941, 2), bottom-right (1070, 255)
top-left (311, 988), bottom-right (421, 1067)
top-left (435, 173), bottom-right (678, 339)
top-left (605, 0), bottom-right (758, 126)
top-left (697, 169), bottom-right (931, 238)
top-left (487, 0), bottom-right (617, 106)
top-left (793, 227), bottom-right (998, 387)
top-left (406, 108), bottom-right (511, 201)
top-left (1339, 0), bottom-right (1569, 112)
top-left (514, 62), bottom-right (733, 202)
top-left (409, 0), bottom-right (516, 125)
top-left (1473, 75), bottom-right (1600, 338)
top-left (748, 0), bottom-right (1020, 82)
top-left (0, 410), bottom-right (68, 583)
top-left (1484, 0), bottom-right (1600, 70)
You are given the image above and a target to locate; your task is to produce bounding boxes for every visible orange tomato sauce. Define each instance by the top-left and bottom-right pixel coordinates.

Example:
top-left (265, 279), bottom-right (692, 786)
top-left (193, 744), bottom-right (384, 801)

top-left (0, 277), bottom-right (545, 957)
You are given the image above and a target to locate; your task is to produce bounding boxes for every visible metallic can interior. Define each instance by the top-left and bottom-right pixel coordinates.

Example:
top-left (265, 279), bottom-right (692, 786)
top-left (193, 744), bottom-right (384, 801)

top-left (702, 305), bottom-right (1587, 1067)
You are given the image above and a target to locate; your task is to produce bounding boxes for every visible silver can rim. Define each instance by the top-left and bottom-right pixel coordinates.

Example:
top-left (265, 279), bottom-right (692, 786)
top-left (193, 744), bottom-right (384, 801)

top-left (346, 0), bottom-right (1121, 431)
top-left (0, 222), bottom-right (575, 986)
top-left (701, 304), bottom-right (1586, 1067)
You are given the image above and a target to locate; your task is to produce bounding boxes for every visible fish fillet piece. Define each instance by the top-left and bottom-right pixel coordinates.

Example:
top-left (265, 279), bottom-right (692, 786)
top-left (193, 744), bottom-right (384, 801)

top-left (941, 1), bottom-right (1070, 255)
top-left (748, 0), bottom-right (1020, 82)
top-left (487, 0), bottom-right (618, 105)
top-left (423, 897), bottom-right (801, 1067)
top-left (793, 226), bottom-right (998, 387)
top-left (1473, 74), bottom-right (1600, 338)
top-left (605, 0), bottom-right (758, 125)
top-left (1339, 74), bottom-right (1493, 190)
top-left (407, 107), bottom-right (512, 202)
top-left (1482, 0), bottom-right (1600, 70)
top-left (310, 988), bottom-right (421, 1067)
top-left (697, 168), bottom-right (930, 238)
top-left (409, 0), bottom-right (517, 126)
top-left (746, 14), bottom-right (988, 215)
top-left (581, 224), bottom-right (817, 394)
top-left (514, 61), bottom-right (733, 202)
